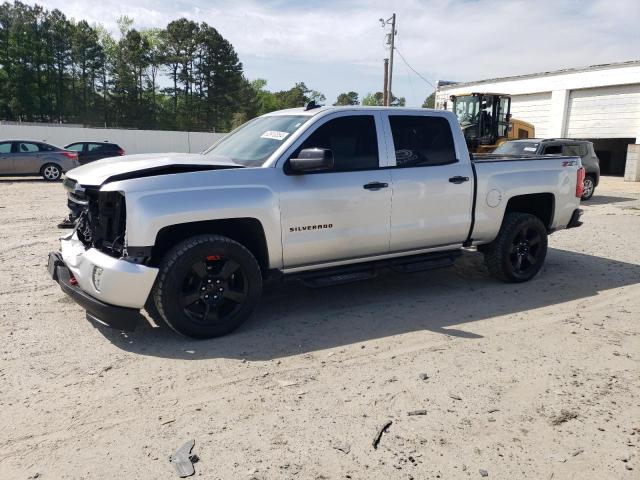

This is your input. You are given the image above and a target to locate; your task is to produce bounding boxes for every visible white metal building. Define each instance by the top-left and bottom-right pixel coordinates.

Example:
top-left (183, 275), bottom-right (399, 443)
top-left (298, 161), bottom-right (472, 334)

top-left (436, 61), bottom-right (640, 180)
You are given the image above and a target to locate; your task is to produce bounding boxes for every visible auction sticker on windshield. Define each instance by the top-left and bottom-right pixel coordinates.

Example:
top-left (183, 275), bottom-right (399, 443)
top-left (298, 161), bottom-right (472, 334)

top-left (261, 131), bottom-right (290, 141)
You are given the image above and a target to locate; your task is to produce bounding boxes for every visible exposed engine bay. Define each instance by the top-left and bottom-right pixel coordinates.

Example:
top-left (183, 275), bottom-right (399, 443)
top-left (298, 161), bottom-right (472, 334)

top-left (64, 177), bottom-right (127, 258)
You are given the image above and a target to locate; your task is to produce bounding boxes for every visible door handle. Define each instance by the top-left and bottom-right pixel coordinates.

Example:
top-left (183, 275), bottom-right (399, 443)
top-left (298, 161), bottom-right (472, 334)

top-left (448, 176), bottom-right (469, 184)
top-left (363, 181), bottom-right (389, 190)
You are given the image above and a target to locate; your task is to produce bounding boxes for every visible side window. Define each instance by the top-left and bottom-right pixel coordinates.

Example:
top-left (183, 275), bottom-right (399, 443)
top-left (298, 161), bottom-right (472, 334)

top-left (88, 143), bottom-right (105, 152)
top-left (543, 145), bottom-right (562, 155)
top-left (561, 145), bottom-right (581, 156)
top-left (577, 144), bottom-right (588, 157)
top-left (0, 142), bottom-right (12, 153)
top-left (296, 115), bottom-right (379, 171)
top-left (66, 143), bottom-right (84, 152)
top-left (389, 115), bottom-right (457, 167)
top-left (18, 142), bottom-right (39, 153)
top-left (38, 143), bottom-right (56, 152)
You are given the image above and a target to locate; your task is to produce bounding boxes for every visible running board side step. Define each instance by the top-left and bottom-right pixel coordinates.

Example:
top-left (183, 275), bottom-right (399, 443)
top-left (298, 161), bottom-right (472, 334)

top-left (287, 250), bottom-right (461, 288)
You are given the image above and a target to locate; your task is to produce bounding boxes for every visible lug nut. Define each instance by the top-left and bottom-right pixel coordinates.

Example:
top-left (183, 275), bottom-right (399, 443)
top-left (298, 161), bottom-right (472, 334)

top-left (216, 280), bottom-right (221, 284)
top-left (214, 295), bottom-right (218, 299)
top-left (219, 288), bottom-right (223, 292)
top-left (208, 279), bottom-right (212, 283)
top-left (205, 295), bottom-right (209, 298)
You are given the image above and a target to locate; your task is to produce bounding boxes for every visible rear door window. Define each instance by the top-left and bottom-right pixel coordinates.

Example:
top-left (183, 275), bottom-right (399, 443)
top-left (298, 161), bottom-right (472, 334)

top-left (388, 115), bottom-right (457, 167)
top-left (561, 144), bottom-right (582, 156)
top-left (0, 142), bottom-right (12, 153)
top-left (296, 115), bottom-right (379, 171)
top-left (18, 142), bottom-right (40, 153)
top-left (66, 143), bottom-right (85, 152)
top-left (543, 145), bottom-right (562, 155)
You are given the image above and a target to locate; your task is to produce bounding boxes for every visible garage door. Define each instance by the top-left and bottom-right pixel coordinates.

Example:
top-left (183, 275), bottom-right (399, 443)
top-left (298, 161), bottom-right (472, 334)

top-left (510, 92), bottom-right (552, 138)
top-left (566, 84), bottom-right (640, 138)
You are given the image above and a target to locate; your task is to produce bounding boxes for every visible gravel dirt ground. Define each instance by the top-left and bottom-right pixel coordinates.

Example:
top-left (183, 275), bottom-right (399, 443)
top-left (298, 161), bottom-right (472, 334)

top-left (0, 175), bottom-right (638, 480)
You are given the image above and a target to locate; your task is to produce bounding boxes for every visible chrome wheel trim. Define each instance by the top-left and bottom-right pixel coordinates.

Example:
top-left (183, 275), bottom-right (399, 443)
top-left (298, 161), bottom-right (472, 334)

top-left (582, 178), bottom-right (594, 198)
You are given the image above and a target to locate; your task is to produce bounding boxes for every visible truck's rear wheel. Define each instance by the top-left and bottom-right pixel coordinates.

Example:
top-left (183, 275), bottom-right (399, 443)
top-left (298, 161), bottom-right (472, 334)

top-left (152, 235), bottom-right (262, 338)
top-left (483, 213), bottom-right (548, 283)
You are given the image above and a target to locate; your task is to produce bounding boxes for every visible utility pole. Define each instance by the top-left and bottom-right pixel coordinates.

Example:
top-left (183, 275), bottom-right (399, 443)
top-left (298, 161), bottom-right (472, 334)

top-left (387, 13), bottom-right (396, 106)
top-left (383, 58), bottom-right (389, 106)
top-left (380, 14), bottom-right (397, 106)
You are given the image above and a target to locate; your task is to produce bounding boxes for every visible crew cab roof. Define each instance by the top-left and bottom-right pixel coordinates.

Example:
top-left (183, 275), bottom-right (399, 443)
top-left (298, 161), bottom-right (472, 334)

top-left (263, 106), bottom-right (445, 117)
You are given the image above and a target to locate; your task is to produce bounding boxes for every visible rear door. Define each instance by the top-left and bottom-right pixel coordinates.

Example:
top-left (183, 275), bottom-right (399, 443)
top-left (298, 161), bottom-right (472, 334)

top-left (0, 142), bottom-right (14, 174)
top-left (13, 142), bottom-right (42, 174)
top-left (278, 112), bottom-right (392, 268)
top-left (383, 113), bottom-right (474, 251)
top-left (86, 143), bottom-right (118, 162)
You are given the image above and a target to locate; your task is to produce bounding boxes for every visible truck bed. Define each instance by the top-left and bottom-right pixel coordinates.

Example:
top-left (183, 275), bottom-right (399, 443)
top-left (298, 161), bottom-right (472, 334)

top-left (471, 153), bottom-right (577, 163)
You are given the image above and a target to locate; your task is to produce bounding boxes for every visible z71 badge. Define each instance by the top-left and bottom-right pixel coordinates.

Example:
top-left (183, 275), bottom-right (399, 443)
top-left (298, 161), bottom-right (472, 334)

top-left (290, 224), bottom-right (333, 232)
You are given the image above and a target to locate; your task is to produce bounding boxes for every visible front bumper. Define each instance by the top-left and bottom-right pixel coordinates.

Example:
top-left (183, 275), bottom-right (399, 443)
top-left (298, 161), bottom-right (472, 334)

top-left (48, 233), bottom-right (159, 330)
top-left (48, 252), bottom-right (143, 330)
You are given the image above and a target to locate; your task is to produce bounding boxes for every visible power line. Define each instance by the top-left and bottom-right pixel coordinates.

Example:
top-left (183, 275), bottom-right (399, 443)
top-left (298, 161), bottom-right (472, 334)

top-left (393, 47), bottom-right (437, 90)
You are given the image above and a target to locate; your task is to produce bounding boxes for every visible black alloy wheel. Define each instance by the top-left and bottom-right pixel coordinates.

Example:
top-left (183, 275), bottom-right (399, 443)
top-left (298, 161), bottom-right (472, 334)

top-left (483, 212), bottom-right (548, 283)
top-left (180, 255), bottom-right (249, 325)
top-left (509, 225), bottom-right (543, 276)
top-left (153, 235), bottom-right (262, 338)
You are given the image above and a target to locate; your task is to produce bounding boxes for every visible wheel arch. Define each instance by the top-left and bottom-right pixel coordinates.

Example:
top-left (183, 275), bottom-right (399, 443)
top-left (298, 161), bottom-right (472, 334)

top-left (151, 218), bottom-right (270, 276)
top-left (503, 192), bottom-right (555, 231)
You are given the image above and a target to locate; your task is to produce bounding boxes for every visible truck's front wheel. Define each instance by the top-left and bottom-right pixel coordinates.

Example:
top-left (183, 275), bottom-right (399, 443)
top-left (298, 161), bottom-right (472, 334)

top-left (482, 213), bottom-right (548, 283)
top-left (152, 235), bottom-right (262, 338)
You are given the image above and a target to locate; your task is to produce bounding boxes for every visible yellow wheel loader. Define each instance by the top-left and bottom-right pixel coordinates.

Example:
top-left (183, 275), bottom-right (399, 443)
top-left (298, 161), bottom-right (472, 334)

top-left (449, 93), bottom-right (535, 153)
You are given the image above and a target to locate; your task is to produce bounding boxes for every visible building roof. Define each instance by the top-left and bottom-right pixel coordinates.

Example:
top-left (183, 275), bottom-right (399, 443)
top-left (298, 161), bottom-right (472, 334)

top-left (437, 59), bottom-right (640, 91)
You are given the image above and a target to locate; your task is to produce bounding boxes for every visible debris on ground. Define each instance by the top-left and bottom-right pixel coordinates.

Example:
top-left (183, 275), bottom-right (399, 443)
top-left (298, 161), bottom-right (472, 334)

top-left (372, 420), bottom-right (392, 450)
top-left (169, 439), bottom-right (196, 477)
top-left (479, 468), bottom-right (488, 476)
top-left (449, 393), bottom-right (462, 401)
top-left (418, 373), bottom-right (429, 380)
top-left (550, 409), bottom-right (578, 426)
top-left (331, 440), bottom-right (351, 454)
top-left (407, 410), bottom-right (427, 416)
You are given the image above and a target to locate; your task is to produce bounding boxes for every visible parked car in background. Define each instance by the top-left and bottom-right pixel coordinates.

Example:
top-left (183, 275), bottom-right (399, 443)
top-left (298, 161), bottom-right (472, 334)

top-left (64, 141), bottom-right (125, 165)
top-left (0, 140), bottom-right (80, 181)
top-left (493, 138), bottom-right (600, 200)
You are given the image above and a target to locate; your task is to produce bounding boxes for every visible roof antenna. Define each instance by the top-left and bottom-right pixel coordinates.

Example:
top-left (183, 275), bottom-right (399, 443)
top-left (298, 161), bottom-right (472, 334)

top-left (304, 100), bottom-right (321, 111)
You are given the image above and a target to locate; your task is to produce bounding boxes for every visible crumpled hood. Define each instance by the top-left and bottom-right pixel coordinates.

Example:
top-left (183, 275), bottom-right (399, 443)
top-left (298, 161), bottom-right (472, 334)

top-left (65, 152), bottom-right (241, 186)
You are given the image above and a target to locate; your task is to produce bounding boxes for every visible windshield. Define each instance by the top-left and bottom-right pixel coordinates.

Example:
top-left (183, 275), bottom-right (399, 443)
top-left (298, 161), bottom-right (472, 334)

top-left (493, 141), bottom-right (540, 155)
top-left (203, 115), bottom-right (310, 167)
top-left (453, 95), bottom-right (480, 126)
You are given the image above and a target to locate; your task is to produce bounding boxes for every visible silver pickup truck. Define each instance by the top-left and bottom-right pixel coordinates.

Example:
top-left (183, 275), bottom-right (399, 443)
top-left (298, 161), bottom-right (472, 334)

top-left (48, 106), bottom-right (585, 338)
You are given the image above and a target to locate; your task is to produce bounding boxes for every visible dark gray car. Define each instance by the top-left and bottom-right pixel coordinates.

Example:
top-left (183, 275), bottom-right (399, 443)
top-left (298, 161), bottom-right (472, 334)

top-left (493, 138), bottom-right (600, 200)
top-left (0, 140), bottom-right (80, 181)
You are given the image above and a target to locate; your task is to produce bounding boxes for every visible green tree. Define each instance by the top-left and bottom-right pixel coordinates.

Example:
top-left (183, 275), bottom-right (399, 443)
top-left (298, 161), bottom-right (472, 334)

top-left (362, 91), bottom-right (405, 107)
top-left (422, 91), bottom-right (435, 108)
top-left (334, 91), bottom-right (359, 106)
top-left (362, 91), bottom-right (384, 106)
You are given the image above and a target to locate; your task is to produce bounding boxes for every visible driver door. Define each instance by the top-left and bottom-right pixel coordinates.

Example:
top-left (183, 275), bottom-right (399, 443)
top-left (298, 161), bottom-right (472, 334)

top-left (278, 112), bottom-right (392, 269)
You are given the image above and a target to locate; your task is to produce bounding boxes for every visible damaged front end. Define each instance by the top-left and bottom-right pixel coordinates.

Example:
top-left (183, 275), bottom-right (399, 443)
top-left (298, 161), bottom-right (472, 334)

top-left (65, 177), bottom-right (127, 259)
top-left (49, 177), bottom-right (159, 330)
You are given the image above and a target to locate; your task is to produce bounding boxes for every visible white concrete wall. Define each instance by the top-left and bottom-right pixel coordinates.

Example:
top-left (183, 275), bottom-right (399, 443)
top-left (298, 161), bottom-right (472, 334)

top-left (0, 123), bottom-right (226, 154)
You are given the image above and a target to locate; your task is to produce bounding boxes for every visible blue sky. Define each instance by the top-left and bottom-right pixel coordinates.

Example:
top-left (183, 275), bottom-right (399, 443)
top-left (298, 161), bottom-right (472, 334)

top-left (31, 0), bottom-right (640, 106)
